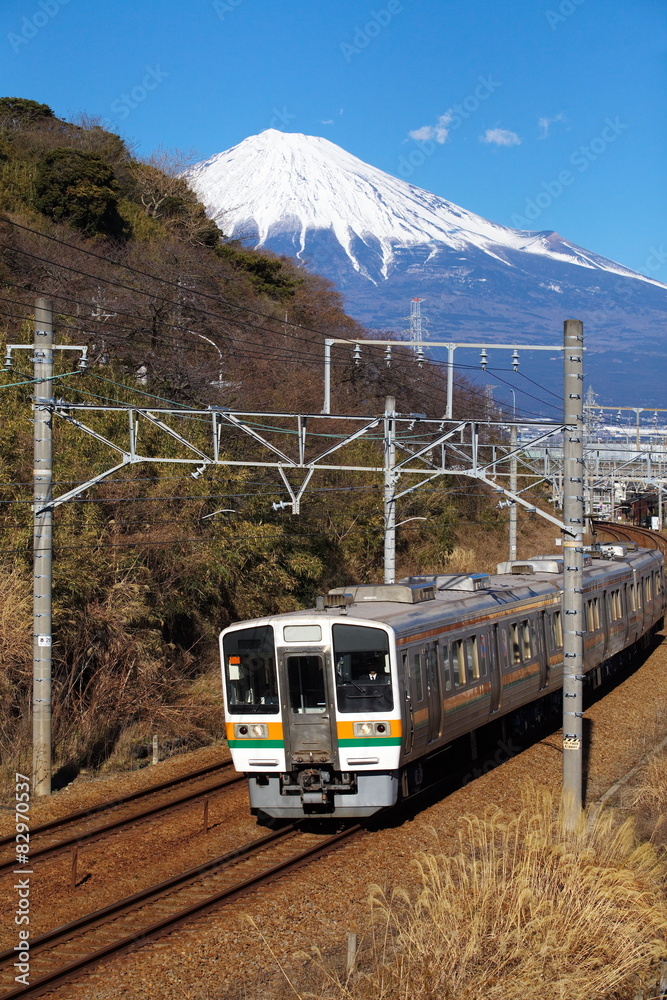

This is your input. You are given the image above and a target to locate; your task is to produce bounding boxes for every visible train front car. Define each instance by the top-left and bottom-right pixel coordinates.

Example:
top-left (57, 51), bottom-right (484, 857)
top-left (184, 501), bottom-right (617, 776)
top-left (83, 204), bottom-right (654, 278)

top-left (220, 614), bottom-right (401, 819)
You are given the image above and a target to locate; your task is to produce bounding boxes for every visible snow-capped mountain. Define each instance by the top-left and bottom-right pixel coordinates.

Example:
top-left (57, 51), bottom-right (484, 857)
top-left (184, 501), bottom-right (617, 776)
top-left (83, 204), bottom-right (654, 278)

top-left (188, 130), bottom-right (667, 404)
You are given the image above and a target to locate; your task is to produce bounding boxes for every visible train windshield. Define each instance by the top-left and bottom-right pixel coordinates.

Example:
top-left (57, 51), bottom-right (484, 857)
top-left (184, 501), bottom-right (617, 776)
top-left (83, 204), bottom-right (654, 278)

top-left (222, 625), bottom-right (279, 714)
top-left (333, 623), bottom-right (393, 713)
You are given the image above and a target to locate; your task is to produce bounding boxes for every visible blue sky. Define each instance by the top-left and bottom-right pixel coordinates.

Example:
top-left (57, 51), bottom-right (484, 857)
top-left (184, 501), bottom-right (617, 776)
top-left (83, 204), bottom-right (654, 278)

top-left (1, 0), bottom-right (665, 280)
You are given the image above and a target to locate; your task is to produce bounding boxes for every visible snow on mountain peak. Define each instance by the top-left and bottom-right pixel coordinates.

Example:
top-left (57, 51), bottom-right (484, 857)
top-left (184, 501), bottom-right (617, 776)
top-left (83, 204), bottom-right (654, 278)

top-left (187, 129), bottom-right (661, 287)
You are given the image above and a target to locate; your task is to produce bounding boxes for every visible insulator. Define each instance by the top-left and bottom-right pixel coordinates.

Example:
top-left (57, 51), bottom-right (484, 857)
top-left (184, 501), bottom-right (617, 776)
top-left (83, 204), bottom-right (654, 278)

top-left (416, 347), bottom-right (425, 367)
top-left (3, 351), bottom-right (12, 370)
top-left (384, 346), bottom-right (392, 367)
top-left (353, 344), bottom-right (361, 365)
top-left (511, 350), bottom-right (520, 372)
top-left (479, 348), bottom-right (488, 371)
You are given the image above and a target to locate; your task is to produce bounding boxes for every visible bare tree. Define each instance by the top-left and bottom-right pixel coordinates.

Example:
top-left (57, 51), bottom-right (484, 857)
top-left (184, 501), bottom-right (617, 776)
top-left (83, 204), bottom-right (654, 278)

top-left (129, 147), bottom-right (197, 220)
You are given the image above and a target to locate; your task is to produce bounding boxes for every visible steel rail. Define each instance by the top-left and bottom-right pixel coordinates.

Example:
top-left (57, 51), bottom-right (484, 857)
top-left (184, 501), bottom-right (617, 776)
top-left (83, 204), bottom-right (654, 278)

top-left (591, 520), bottom-right (667, 556)
top-left (0, 761), bottom-right (243, 876)
top-left (0, 824), bottom-right (361, 999)
top-left (0, 758), bottom-right (234, 850)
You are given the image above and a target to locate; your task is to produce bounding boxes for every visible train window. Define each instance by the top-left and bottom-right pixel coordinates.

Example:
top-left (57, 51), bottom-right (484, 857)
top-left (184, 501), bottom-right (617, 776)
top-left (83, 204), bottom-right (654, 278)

top-left (287, 655), bottom-right (326, 714)
top-left (655, 572), bottom-right (661, 595)
top-left (586, 597), bottom-right (601, 630)
top-left (428, 646), bottom-right (438, 676)
top-left (478, 633), bottom-right (488, 676)
top-left (636, 582), bottom-right (643, 609)
top-left (441, 645), bottom-right (452, 691)
top-left (547, 612), bottom-right (563, 649)
top-left (413, 653), bottom-right (424, 701)
top-left (466, 637), bottom-right (480, 681)
top-left (222, 625), bottom-right (279, 714)
top-left (530, 621), bottom-right (539, 657)
top-left (499, 628), bottom-right (510, 670)
top-left (510, 624), bottom-right (521, 664)
top-left (629, 584), bottom-right (636, 612)
top-left (453, 640), bottom-right (466, 687)
top-left (333, 624), bottom-right (393, 713)
top-left (613, 590), bottom-right (622, 620)
top-left (521, 622), bottom-right (532, 661)
top-left (645, 576), bottom-right (653, 602)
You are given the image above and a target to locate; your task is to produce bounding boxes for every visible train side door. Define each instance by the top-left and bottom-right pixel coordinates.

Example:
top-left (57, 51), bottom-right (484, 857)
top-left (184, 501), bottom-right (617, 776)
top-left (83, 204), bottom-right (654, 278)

top-left (425, 642), bottom-right (443, 742)
top-left (409, 648), bottom-right (429, 752)
top-left (537, 612), bottom-right (548, 689)
top-left (401, 651), bottom-right (414, 755)
top-left (489, 625), bottom-right (502, 713)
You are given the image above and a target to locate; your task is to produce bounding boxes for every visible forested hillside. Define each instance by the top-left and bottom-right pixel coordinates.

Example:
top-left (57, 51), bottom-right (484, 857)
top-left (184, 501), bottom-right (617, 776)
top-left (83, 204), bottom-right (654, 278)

top-left (0, 98), bottom-right (552, 781)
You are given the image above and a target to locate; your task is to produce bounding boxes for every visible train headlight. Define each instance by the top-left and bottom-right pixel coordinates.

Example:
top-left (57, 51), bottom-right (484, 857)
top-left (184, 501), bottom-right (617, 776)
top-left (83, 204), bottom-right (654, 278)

top-left (354, 722), bottom-right (374, 737)
top-left (353, 722), bottom-right (391, 738)
top-left (234, 723), bottom-right (268, 739)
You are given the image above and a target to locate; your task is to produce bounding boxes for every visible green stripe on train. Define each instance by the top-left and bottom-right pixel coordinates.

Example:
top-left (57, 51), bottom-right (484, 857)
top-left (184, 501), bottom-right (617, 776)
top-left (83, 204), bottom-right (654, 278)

top-left (338, 737), bottom-right (402, 747)
top-left (228, 739), bottom-right (285, 749)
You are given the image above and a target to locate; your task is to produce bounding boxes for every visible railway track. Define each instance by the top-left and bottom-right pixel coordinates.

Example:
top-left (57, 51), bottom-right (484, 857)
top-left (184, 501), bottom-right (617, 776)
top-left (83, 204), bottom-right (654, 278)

top-left (0, 823), bottom-right (361, 999)
top-left (591, 520), bottom-right (667, 556)
top-left (0, 758), bottom-right (244, 877)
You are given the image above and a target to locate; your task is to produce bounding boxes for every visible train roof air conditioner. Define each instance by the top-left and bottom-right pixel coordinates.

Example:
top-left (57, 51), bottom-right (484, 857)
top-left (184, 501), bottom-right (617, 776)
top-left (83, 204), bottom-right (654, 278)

top-left (400, 573), bottom-right (491, 592)
top-left (597, 542), bottom-right (638, 559)
top-left (326, 583), bottom-right (436, 605)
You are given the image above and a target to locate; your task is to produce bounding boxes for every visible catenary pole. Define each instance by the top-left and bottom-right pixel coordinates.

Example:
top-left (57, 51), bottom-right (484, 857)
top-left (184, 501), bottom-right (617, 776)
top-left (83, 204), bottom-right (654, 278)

top-left (509, 424), bottom-right (518, 561)
top-left (33, 297), bottom-right (53, 796)
top-left (561, 318), bottom-right (584, 828)
top-left (384, 395), bottom-right (397, 584)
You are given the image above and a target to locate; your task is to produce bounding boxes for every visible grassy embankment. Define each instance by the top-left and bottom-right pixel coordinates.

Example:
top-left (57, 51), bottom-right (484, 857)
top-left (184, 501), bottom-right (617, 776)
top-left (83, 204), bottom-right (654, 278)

top-left (282, 788), bottom-right (667, 1000)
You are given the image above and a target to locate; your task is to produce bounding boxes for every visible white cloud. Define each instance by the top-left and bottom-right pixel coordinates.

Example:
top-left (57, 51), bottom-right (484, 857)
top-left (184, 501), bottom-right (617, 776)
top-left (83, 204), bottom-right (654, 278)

top-left (408, 125), bottom-right (436, 141)
top-left (321, 119), bottom-right (334, 125)
top-left (480, 127), bottom-right (521, 146)
top-left (408, 111), bottom-right (454, 145)
top-left (538, 112), bottom-right (566, 138)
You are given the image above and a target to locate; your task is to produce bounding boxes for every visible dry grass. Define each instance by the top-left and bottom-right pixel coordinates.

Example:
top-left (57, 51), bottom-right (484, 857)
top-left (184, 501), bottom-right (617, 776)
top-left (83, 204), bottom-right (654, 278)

top-left (289, 790), bottom-right (667, 1000)
top-left (632, 752), bottom-right (667, 841)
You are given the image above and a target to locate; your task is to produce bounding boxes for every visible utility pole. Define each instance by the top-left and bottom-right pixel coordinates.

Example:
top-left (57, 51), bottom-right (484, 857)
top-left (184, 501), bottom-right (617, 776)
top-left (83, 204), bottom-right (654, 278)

top-left (509, 425), bottom-right (518, 561)
top-left (33, 298), bottom-right (53, 796)
top-left (561, 319), bottom-right (585, 829)
top-left (384, 395), bottom-right (396, 585)
top-left (409, 298), bottom-right (423, 355)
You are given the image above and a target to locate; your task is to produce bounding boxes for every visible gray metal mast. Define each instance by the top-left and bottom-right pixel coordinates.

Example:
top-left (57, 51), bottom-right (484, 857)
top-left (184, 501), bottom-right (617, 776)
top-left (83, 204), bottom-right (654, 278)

top-left (409, 298), bottom-right (422, 354)
top-left (33, 298), bottom-right (53, 796)
top-left (561, 318), bottom-right (585, 827)
top-left (384, 395), bottom-right (397, 584)
top-left (509, 424), bottom-right (518, 561)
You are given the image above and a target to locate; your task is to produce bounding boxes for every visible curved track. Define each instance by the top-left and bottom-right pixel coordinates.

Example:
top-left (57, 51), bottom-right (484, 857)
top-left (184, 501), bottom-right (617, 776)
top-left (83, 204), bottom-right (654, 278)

top-left (0, 759), bottom-right (244, 876)
top-left (0, 824), bottom-right (361, 999)
top-left (591, 520), bottom-right (667, 556)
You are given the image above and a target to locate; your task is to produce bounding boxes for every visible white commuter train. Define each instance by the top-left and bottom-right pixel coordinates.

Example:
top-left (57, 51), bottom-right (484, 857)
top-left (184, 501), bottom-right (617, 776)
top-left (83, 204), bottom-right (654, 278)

top-left (219, 542), bottom-right (664, 820)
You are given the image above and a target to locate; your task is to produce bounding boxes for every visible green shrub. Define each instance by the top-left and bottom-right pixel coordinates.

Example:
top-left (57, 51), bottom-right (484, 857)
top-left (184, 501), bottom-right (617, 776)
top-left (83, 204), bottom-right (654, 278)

top-left (34, 147), bottom-right (128, 238)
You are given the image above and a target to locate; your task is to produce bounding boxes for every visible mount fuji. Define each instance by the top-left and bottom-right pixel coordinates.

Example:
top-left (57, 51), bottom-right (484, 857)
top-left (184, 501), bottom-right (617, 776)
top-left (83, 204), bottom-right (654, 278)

top-left (188, 130), bottom-right (667, 406)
